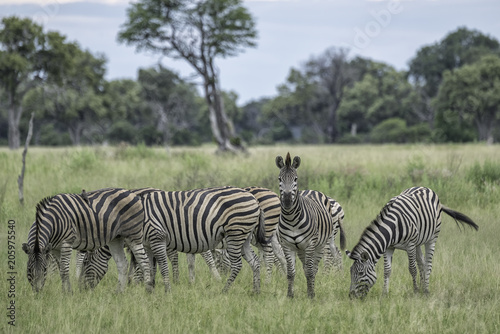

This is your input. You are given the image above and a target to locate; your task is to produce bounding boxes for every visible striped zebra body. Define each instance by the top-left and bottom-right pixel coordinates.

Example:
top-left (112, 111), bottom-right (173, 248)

top-left (141, 186), bottom-right (266, 293)
top-left (22, 188), bottom-right (151, 293)
top-left (187, 187), bottom-right (286, 283)
top-left (346, 186), bottom-right (479, 298)
top-left (276, 153), bottom-right (337, 298)
top-left (301, 190), bottom-right (346, 271)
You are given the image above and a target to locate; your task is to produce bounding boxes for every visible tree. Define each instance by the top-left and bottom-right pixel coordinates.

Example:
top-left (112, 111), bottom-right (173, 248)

top-left (137, 65), bottom-right (205, 145)
top-left (338, 61), bottom-right (419, 139)
top-left (118, 0), bottom-right (258, 152)
top-left (408, 27), bottom-right (500, 128)
top-left (23, 46), bottom-right (107, 145)
top-left (434, 55), bottom-right (500, 144)
top-left (304, 47), bottom-right (357, 142)
top-left (0, 17), bottom-right (73, 149)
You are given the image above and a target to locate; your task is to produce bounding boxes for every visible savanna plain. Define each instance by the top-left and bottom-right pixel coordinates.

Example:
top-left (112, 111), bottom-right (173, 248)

top-left (1, 144), bottom-right (499, 333)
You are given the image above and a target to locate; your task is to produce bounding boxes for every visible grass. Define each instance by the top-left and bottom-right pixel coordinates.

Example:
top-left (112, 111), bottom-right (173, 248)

top-left (1, 143), bottom-right (499, 333)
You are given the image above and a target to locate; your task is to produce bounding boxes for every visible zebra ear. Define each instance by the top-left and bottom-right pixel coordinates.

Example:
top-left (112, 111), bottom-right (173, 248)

top-left (275, 156), bottom-right (284, 169)
top-left (360, 251), bottom-right (370, 262)
top-left (292, 156), bottom-right (301, 169)
top-left (346, 250), bottom-right (353, 259)
top-left (22, 243), bottom-right (31, 254)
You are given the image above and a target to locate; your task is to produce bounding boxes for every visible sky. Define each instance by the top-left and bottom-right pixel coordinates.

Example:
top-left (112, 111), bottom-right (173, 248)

top-left (1, 0), bottom-right (499, 105)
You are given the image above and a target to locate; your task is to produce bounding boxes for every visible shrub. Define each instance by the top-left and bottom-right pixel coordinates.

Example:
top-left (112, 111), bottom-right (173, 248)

top-left (467, 160), bottom-right (500, 190)
top-left (370, 118), bottom-right (407, 143)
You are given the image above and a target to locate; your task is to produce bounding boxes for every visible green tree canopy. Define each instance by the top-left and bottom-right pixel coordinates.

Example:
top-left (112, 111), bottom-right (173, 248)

top-left (435, 55), bottom-right (500, 143)
top-left (118, 0), bottom-right (258, 152)
top-left (0, 16), bottom-right (74, 148)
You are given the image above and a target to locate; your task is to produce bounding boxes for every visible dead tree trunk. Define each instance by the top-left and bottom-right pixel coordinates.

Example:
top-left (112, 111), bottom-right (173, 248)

top-left (18, 112), bottom-right (35, 206)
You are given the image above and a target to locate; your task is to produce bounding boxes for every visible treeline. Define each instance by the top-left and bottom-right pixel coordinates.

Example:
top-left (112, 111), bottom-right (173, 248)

top-left (1, 16), bottom-right (499, 147)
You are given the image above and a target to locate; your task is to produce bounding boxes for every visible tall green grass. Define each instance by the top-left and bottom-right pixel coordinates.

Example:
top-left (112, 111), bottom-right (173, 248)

top-left (1, 144), bottom-right (499, 333)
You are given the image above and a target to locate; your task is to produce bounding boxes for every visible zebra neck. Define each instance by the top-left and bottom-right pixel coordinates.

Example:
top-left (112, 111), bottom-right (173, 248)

top-left (280, 196), bottom-right (303, 224)
top-left (353, 218), bottom-right (393, 264)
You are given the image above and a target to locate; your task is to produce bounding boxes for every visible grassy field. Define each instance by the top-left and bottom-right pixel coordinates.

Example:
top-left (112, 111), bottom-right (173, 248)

top-left (1, 144), bottom-right (499, 333)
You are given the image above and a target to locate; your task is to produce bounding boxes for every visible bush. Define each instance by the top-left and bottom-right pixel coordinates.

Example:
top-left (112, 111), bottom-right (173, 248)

top-left (107, 120), bottom-right (137, 144)
top-left (467, 160), bottom-right (500, 190)
top-left (39, 123), bottom-right (72, 146)
top-left (370, 118), bottom-right (407, 143)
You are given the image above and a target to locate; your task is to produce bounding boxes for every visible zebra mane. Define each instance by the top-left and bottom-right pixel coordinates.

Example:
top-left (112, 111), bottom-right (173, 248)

top-left (285, 152), bottom-right (291, 166)
top-left (34, 196), bottom-right (54, 251)
top-left (352, 198), bottom-right (397, 259)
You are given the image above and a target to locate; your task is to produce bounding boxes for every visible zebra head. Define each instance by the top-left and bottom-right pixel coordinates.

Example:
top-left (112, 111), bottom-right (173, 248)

top-left (346, 250), bottom-right (376, 299)
top-left (275, 152), bottom-right (301, 211)
top-left (22, 242), bottom-right (52, 292)
top-left (80, 248), bottom-right (111, 289)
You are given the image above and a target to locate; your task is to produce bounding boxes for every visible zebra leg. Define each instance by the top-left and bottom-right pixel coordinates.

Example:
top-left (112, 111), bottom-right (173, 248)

top-left (304, 246), bottom-right (323, 299)
top-left (58, 243), bottom-right (73, 293)
top-left (423, 240), bottom-right (438, 294)
top-left (406, 245), bottom-right (419, 293)
top-left (383, 248), bottom-right (395, 295)
top-left (167, 249), bottom-right (180, 283)
top-left (127, 250), bottom-right (138, 284)
top-left (213, 249), bottom-right (231, 275)
top-left (416, 246), bottom-right (425, 291)
top-left (149, 239), bottom-right (171, 293)
top-left (128, 241), bottom-right (154, 293)
top-left (241, 235), bottom-right (261, 294)
top-left (222, 237), bottom-right (245, 294)
top-left (284, 248), bottom-right (296, 298)
top-left (107, 239), bottom-right (129, 293)
top-left (259, 243), bottom-right (274, 283)
top-left (329, 236), bottom-right (343, 271)
top-left (75, 251), bottom-right (85, 281)
top-left (200, 250), bottom-right (221, 281)
top-left (271, 235), bottom-right (287, 275)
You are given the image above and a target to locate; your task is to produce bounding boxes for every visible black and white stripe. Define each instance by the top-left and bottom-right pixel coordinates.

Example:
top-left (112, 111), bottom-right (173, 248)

top-left (22, 188), bottom-right (151, 293)
top-left (140, 186), bottom-right (267, 293)
top-left (346, 186), bottom-right (479, 298)
top-left (276, 153), bottom-right (338, 298)
top-left (300, 190), bottom-right (346, 271)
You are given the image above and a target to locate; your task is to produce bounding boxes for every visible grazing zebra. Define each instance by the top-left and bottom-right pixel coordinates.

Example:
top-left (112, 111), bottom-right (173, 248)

top-left (276, 153), bottom-right (339, 298)
top-left (79, 246), bottom-right (112, 288)
top-left (22, 188), bottom-right (152, 293)
top-left (143, 186), bottom-right (267, 293)
top-left (346, 186), bottom-right (479, 299)
top-left (301, 190), bottom-right (346, 271)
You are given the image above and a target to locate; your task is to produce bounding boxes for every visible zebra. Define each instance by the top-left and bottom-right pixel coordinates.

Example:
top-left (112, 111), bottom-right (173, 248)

top-left (22, 188), bottom-right (152, 293)
top-left (143, 186), bottom-right (268, 294)
top-left (80, 187), bottom-right (276, 291)
top-left (346, 186), bottom-right (479, 299)
top-left (301, 190), bottom-right (346, 272)
top-left (276, 153), bottom-right (340, 298)
top-left (183, 186), bottom-right (287, 283)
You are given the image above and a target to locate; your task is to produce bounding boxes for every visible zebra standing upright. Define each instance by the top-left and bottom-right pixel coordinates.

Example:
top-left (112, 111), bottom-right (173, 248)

top-left (136, 186), bottom-right (267, 293)
top-left (300, 190), bottom-right (346, 271)
top-left (276, 153), bottom-right (339, 298)
top-left (346, 186), bottom-right (479, 299)
top-left (22, 188), bottom-right (152, 293)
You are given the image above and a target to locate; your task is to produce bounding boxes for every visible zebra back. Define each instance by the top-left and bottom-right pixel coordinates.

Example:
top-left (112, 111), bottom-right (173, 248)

top-left (142, 186), bottom-right (265, 253)
top-left (243, 186), bottom-right (281, 239)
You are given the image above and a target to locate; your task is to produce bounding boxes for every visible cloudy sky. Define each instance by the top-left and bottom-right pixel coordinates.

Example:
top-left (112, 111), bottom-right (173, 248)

top-left (1, 0), bottom-right (499, 105)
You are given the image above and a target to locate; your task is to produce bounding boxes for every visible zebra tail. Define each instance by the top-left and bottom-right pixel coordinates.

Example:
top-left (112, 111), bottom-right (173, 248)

top-left (255, 210), bottom-right (271, 245)
top-left (441, 206), bottom-right (479, 231)
top-left (338, 218), bottom-right (346, 251)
